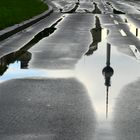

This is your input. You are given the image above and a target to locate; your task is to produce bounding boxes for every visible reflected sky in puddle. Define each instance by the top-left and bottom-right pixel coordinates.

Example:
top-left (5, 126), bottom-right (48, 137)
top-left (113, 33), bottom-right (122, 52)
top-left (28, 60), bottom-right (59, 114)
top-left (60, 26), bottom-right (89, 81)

top-left (0, 62), bottom-right (75, 82)
top-left (1, 37), bottom-right (140, 121)
top-left (74, 37), bottom-right (140, 139)
top-left (76, 38), bottom-right (140, 120)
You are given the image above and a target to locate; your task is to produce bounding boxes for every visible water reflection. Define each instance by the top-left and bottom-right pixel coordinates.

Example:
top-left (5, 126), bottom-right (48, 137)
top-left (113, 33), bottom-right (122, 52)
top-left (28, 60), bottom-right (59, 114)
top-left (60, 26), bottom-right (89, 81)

top-left (85, 2), bottom-right (101, 14)
top-left (0, 18), bottom-right (63, 75)
top-left (0, 51), bottom-right (31, 75)
top-left (102, 43), bottom-right (114, 119)
top-left (0, 78), bottom-right (96, 140)
top-left (60, 0), bottom-right (79, 13)
top-left (85, 16), bottom-right (102, 56)
top-left (85, 16), bottom-right (108, 56)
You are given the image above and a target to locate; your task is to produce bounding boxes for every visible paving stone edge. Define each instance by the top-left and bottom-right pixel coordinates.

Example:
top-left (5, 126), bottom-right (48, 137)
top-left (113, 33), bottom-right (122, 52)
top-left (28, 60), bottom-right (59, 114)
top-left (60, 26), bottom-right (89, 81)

top-left (0, 6), bottom-right (53, 41)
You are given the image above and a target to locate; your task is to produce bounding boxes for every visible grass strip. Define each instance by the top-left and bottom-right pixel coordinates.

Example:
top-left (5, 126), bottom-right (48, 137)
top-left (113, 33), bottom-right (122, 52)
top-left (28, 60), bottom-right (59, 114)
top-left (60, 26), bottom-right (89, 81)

top-left (0, 0), bottom-right (48, 30)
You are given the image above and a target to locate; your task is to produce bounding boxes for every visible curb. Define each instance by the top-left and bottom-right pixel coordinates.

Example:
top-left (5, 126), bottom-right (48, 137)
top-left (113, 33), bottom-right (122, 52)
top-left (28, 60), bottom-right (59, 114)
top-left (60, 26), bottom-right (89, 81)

top-left (0, 6), bottom-right (53, 42)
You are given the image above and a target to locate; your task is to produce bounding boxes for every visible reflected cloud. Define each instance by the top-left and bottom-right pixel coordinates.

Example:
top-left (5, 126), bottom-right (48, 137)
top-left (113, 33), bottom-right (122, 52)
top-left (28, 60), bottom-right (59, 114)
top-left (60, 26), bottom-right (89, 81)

top-left (0, 61), bottom-right (75, 82)
top-left (92, 2), bottom-right (102, 14)
top-left (0, 18), bottom-right (63, 76)
top-left (0, 51), bottom-right (31, 75)
top-left (106, 1), bottom-right (125, 14)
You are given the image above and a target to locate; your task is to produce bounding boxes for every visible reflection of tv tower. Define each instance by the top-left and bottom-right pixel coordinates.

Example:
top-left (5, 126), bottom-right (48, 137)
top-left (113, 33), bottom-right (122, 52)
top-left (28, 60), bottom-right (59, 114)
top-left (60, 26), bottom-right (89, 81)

top-left (102, 43), bottom-right (114, 119)
top-left (85, 16), bottom-right (102, 56)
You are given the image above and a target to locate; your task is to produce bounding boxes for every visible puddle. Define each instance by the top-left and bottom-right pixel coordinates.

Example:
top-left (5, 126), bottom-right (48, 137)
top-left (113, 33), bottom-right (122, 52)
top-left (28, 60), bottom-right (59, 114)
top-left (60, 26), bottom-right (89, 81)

top-left (60, 1), bottom-right (102, 14)
top-left (0, 17), bottom-right (64, 75)
top-left (1, 19), bottom-right (140, 121)
top-left (85, 2), bottom-right (102, 14)
top-left (60, 1), bottom-right (80, 13)
top-left (0, 61), bottom-right (74, 81)
top-left (85, 16), bottom-right (108, 56)
top-left (106, 1), bottom-right (125, 14)
top-left (20, 17), bottom-right (63, 51)
top-left (1, 13), bottom-right (140, 139)
top-left (122, 16), bottom-right (140, 39)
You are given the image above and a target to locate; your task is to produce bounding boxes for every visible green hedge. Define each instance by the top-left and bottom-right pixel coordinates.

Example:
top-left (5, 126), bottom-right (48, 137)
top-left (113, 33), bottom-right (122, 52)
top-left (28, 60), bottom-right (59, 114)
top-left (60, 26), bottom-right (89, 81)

top-left (0, 0), bottom-right (48, 30)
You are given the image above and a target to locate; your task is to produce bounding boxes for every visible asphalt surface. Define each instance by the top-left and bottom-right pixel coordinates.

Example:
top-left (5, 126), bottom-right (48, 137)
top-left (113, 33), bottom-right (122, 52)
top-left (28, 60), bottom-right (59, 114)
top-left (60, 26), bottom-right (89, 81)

top-left (0, 78), bottom-right (96, 140)
top-left (1, 0), bottom-right (140, 139)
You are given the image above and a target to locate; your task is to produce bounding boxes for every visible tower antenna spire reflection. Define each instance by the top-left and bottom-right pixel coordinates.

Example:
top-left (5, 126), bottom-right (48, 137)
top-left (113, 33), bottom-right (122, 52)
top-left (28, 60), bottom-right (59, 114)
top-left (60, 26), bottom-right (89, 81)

top-left (102, 43), bottom-right (114, 119)
top-left (106, 86), bottom-right (109, 119)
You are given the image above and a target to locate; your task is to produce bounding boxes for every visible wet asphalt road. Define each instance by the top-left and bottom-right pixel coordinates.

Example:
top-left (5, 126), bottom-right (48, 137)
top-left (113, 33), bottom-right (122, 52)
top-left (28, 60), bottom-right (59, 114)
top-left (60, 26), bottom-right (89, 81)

top-left (1, 0), bottom-right (140, 139)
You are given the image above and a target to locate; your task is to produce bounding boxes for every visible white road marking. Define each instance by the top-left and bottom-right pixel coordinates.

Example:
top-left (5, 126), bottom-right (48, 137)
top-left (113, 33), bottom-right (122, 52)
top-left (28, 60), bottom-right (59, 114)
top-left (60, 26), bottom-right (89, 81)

top-left (120, 29), bottom-right (127, 36)
top-left (129, 45), bottom-right (140, 59)
top-left (114, 20), bottom-right (119, 24)
top-left (110, 15), bottom-right (114, 18)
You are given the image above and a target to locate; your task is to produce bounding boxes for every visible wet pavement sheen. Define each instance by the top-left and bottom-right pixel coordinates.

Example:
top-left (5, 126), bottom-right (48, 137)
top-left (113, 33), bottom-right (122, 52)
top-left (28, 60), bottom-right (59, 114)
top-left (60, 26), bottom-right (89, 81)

top-left (1, 0), bottom-right (140, 139)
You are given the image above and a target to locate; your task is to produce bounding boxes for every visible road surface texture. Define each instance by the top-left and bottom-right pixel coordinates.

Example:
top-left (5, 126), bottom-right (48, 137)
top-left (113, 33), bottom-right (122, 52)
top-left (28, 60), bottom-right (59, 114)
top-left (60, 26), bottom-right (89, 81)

top-left (0, 0), bottom-right (140, 139)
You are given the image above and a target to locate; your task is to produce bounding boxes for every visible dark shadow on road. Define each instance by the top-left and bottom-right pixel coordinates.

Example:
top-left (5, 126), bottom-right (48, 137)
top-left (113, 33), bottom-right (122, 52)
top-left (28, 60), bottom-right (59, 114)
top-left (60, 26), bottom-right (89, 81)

top-left (21, 18), bottom-right (63, 51)
top-left (92, 2), bottom-right (102, 14)
top-left (0, 51), bottom-right (31, 75)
